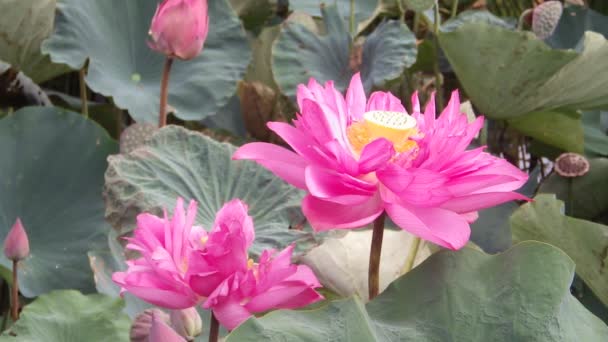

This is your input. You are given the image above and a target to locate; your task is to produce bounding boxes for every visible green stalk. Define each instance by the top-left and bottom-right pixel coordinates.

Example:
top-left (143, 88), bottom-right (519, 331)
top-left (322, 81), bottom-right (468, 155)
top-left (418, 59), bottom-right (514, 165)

top-left (10, 261), bottom-right (19, 321)
top-left (158, 57), bottom-right (174, 128)
top-left (401, 236), bottom-right (421, 274)
top-left (349, 0), bottom-right (355, 34)
top-left (208, 313), bottom-right (219, 342)
top-left (432, 2), bottom-right (444, 111)
top-left (368, 213), bottom-right (386, 300)
top-left (450, 0), bottom-right (459, 19)
top-left (79, 68), bottom-right (88, 118)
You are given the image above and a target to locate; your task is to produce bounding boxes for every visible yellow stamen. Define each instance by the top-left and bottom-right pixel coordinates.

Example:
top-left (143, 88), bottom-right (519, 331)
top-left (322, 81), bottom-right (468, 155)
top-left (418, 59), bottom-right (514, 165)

top-left (247, 258), bottom-right (255, 269)
top-left (200, 235), bottom-right (208, 246)
top-left (347, 111), bottom-right (419, 154)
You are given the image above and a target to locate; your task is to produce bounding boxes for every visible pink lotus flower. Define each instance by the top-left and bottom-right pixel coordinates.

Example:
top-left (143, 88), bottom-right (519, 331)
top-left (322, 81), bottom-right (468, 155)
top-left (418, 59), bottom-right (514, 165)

top-left (112, 198), bottom-right (202, 309)
top-left (113, 198), bottom-right (323, 329)
top-left (4, 218), bottom-right (30, 261)
top-left (203, 244), bottom-right (323, 330)
top-left (148, 0), bottom-right (209, 60)
top-left (233, 73), bottom-right (529, 250)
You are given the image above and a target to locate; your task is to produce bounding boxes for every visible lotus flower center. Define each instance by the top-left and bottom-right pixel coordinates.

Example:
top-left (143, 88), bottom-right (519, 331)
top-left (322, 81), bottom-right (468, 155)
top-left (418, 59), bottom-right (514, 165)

top-left (347, 110), bottom-right (419, 154)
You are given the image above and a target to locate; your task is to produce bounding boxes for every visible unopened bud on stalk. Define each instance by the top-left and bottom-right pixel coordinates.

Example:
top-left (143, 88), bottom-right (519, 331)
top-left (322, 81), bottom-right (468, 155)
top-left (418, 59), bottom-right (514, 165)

top-left (4, 218), bottom-right (30, 261)
top-left (170, 307), bottom-right (203, 340)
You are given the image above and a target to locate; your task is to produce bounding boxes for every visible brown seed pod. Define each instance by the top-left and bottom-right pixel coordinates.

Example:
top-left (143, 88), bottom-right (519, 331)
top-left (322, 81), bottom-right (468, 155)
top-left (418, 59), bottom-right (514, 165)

top-left (554, 152), bottom-right (590, 178)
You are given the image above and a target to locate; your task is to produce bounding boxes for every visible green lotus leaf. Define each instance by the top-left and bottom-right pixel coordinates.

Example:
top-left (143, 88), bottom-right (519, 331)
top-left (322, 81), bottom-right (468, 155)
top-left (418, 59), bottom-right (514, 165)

top-left (439, 23), bottom-right (608, 119)
top-left (0, 107), bottom-right (117, 297)
top-left (511, 194), bottom-right (608, 307)
top-left (42, 0), bottom-right (250, 123)
top-left (227, 241), bottom-right (608, 341)
top-left (104, 125), bottom-right (318, 257)
top-left (0, 290), bottom-right (130, 342)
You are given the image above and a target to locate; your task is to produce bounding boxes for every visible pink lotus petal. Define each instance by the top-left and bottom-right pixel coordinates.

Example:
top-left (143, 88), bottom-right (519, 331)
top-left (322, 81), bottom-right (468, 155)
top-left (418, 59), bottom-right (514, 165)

top-left (440, 192), bottom-right (530, 213)
top-left (345, 72), bottom-right (366, 122)
top-left (302, 193), bottom-right (384, 231)
top-left (385, 202), bottom-right (471, 250)
top-left (366, 91), bottom-right (407, 113)
top-left (358, 138), bottom-right (395, 174)
top-left (305, 165), bottom-right (376, 204)
top-left (233, 142), bottom-right (308, 189)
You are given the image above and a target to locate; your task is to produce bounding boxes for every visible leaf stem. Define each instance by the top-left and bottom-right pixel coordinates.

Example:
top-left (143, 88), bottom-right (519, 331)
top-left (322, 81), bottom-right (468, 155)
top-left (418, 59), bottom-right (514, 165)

top-left (349, 0), bottom-right (355, 34)
top-left (567, 178), bottom-right (574, 217)
top-left (432, 2), bottom-right (444, 111)
top-left (401, 236), bottom-right (421, 274)
top-left (79, 67), bottom-right (88, 118)
top-left (10, 260), bottom-right (18, 321)
top-left (158, 57), bottom-right (174, 128)
top-left (208, 313), bottom-right (219, 342)
top-left (450, 0), bottom-right (459, 19)
top-left (368, 213), bottom-right (386, 300)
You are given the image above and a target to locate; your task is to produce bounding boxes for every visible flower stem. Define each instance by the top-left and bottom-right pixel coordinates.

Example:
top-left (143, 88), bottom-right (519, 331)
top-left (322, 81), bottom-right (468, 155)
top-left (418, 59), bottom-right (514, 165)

top-left (401, 236), bottom-right (421, 275)
top-left (450, 0), bottom-right (459, 19)
top-left (79, 67), bottom-right (88, 118)
top-left (158, 57), bottom-right (174, 128)
top-left (368, 213), bottom-right (386, 300)
top-left (208, 313), bottom-right (219, 342)
top-left (567, 178), bottom-right (574, 217)
top-left (432, 2), bottom-right (444, 111)
top-left (349, 0), bottom-right (355, 34)
top-left (10, 260), bottom-right (19, 321)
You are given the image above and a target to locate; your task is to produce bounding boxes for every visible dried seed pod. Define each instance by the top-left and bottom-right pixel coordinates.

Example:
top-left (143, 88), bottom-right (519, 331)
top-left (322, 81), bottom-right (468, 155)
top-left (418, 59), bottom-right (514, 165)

top-left (554, 152), bottom-right (590, 178)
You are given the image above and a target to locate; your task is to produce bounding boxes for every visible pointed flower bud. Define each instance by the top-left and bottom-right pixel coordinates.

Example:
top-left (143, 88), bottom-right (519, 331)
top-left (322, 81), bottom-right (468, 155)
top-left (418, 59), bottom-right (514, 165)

top-left (130, 309), bottom-right (170, 342)
top-left (170, 307), bottom-right (203, 340)
top-left (4, 218), bottom-right (30, 261)
top-left (148, 0), bottom-right (209, 60)
top-left (150, 313), bottom-right (186, 342)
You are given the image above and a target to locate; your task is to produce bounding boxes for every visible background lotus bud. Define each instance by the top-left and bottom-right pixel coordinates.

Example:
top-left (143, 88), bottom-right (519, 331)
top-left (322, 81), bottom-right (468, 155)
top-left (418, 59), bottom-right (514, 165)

top-left (4, 218), bottom-right (30, 261)
top-left (150, 312), bottom-right (186, 342)
top-left (148, 0), bottom-right (209, 60)
top-left (170, 307), bottom-right (202, 340)
top-left (129, 309), bottom-right (170, 342)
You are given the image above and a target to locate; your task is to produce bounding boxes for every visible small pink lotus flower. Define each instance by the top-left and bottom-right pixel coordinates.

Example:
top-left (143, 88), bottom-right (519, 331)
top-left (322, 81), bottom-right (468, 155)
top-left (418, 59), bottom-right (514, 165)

top-left (4, 218), bottom-right (30, 261)
top-left (112, 198), bottom-right (202, 309)
top-left (113, 198), bottom-right (323, 330)
top-left (233, 73), bottom-right (529, 250)
top-left (203, 244), bottom-right (323, 330)
top-left (148, 0), bottom-right (209, 60)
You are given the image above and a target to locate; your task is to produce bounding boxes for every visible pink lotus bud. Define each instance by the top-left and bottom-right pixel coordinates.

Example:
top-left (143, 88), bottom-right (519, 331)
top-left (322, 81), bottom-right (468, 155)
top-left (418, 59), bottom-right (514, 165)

top-left (149, 312), bottom-right (186, 342)
top-left (148, 0), bottom-right (209, 60)
top-left (129, 309), bottom-right (170, 342)
top-left (170, 308), bottom-right (202, 340)
top-left (4, 218), bottom-right (29, 261)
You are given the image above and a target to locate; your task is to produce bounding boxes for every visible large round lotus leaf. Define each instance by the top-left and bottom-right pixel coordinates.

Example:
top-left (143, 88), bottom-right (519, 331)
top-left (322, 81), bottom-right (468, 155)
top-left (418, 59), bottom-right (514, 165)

top-left (104, 126), bottom-right (318, 257)
top-left (42, 0), bottom-right (250, 123)
top-left (0, 107), bottom-right (117, 297)
top-left (227, 241), bottom-right (608, 341)
top-left (438, 23), bottom-right (608, 119)
top-left (507, 110), bottom-right (584, 152)
top-left (538, 158), bottom-right (608, 222)
top-left (0, 290), bottom-right (130, 341)
top-left (547, 6), bottom-right (608, 49)
top-left (583, 111), bottom-right (608, 157)
top-left (0, 0), bottom-right (69, 83)
top-left (272, 5), bottom-right (416, 98)
top-left (440, 10), bottom-right (515, 32)
top-left (511, 195), bottom-right (608, 307)
top-left (290, 0), bottom-right (378, 26)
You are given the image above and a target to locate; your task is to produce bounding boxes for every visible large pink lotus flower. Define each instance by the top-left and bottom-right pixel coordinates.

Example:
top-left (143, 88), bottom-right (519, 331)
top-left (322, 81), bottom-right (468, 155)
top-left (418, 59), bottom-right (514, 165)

top-left (112, 198), bottom-right (202, 309)
top-left (203, 244), bottom-right (323, 330)
top-left (233, 73), bottom-right (529, 250)
top-left (113, 198), bottom-right (323, 330)
top-left (148, 0), bottom-right (209, 60)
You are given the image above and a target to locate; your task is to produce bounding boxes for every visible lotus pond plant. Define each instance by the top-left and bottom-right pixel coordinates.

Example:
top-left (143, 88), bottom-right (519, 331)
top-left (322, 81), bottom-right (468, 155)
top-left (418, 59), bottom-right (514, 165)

top-left (1, 0), bottom-right (608, 341)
